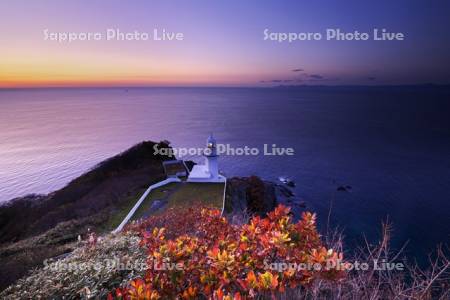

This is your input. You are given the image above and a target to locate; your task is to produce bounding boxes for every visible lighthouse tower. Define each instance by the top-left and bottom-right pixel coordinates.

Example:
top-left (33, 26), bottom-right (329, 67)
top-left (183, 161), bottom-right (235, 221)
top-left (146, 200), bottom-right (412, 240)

top-left (205, 134), bottom-right (219, 177)
top-left (187, 134), bottom-right (226, 183)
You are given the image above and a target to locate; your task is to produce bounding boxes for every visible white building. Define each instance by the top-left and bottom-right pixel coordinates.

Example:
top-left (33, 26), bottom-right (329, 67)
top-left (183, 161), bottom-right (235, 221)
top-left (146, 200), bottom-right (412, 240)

top-left (187, 134), bottom-right (226, 183)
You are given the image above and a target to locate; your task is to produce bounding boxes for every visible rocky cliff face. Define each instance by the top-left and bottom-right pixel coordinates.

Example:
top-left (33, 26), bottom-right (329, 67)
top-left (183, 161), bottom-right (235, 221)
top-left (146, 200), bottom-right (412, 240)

top-left (225, 175), bottom-right (302, 219)
top-left (225, 176), bottom-right (280, 215)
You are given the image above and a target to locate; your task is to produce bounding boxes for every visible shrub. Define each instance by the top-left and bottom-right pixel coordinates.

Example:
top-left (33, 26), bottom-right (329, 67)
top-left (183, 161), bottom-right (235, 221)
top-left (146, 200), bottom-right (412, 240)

top-left (109, 205), bottom-right (345, 299)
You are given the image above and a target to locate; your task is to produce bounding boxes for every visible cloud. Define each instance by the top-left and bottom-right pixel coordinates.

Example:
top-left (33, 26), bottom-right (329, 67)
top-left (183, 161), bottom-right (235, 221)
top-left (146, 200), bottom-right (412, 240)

top-left (259, 79), bottom-right (296, 84)
top-left (260, 79), bottom-right (281, 83)
top-left (261, 79), bottom-right (295, 83)
top-left (367, 76), bottom-right (376, 81)
top-left (306, 74), bottom-right (340, 82)
top-left (309, 74), bottom-right (324, 79)
top-left (260, 70), bottom-right (333, 84)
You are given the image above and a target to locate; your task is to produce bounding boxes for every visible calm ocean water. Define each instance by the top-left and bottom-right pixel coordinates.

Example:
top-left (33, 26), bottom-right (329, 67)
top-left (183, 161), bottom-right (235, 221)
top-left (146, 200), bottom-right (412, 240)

top-left (0, 87), bottom-right (449, 260)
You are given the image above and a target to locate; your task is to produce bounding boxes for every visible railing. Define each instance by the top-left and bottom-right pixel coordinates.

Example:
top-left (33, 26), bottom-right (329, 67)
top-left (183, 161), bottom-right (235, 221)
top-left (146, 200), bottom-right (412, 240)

top-left (220, 178), bottom-right (227, 215)
top-left (112, 172), bottom-right (227, 233)
top-left (112, 177), bottom-right (182, 233)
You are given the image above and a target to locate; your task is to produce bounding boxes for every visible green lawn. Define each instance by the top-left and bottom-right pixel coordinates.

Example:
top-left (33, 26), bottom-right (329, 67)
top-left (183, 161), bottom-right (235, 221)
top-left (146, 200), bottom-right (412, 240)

top-left (131, 182), bottom-right (179, 221)
top-left (109, 182), bottom-right (225, 229)
top-left (166, 182), bottom-right (225, 210)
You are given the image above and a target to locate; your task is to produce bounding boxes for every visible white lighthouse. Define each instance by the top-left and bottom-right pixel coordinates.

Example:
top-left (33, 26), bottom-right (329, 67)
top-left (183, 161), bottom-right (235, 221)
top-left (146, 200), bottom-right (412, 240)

top-left (187, 134), bottom-right (226, 183)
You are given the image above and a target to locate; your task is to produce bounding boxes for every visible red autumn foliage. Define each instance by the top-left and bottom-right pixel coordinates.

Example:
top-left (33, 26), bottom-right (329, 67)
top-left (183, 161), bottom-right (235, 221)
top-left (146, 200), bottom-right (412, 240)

top-left (109, 204), bottom-right (345, 299)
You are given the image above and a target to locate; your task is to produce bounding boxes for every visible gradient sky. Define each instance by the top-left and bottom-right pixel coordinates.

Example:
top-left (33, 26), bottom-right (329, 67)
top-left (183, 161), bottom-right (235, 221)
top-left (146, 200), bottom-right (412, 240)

top-left (1, 0), bottom-right (449, 87)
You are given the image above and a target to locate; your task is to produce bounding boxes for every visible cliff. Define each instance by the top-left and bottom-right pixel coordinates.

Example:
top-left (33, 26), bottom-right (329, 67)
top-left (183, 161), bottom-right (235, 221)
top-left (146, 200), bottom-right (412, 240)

top-left (0, 140), bottom-right (174, 290)
top-left (224, 175), bottom-right (299, 216)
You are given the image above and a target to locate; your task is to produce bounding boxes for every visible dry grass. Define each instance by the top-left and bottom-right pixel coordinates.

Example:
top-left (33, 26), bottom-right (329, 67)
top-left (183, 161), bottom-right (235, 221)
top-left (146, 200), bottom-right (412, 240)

top-left (268, 221), bottom-right (450, 300)
top-left (0, 231), bottom-right (146, 299)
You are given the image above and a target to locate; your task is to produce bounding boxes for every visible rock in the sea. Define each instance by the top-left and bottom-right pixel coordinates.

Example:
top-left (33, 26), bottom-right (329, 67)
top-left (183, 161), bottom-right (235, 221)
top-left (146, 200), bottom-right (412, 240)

top-left (276, 184), bottom-right (295, 198)
top-left (278, 176), bottom-right (296, 187)
top-left (336, 185), bottom-right (352, 192)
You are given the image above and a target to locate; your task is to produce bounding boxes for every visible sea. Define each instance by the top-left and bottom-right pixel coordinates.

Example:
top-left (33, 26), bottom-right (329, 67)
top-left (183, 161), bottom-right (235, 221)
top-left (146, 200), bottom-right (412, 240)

top-left (0, 86), bottom-right (449, 262)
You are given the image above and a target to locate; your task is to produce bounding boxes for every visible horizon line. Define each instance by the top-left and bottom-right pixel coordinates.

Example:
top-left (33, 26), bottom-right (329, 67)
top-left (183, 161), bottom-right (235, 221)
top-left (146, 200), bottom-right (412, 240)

top-left (1, 83), bottom-right (449, 90)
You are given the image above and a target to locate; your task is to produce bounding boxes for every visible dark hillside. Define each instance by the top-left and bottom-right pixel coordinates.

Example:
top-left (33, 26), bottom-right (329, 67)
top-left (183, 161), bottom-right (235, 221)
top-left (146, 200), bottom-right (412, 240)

top-left (0, 140), bottom-right (173, 290)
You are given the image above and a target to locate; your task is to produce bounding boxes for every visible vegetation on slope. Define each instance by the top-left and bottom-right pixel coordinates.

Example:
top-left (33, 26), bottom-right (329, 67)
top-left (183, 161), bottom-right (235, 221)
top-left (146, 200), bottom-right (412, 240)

top-left (0, 140), bottom-right (173, 290)
top-left (1, 231), bottom-right (146, 299)
top-left (1, 204), bottom-right (449, 299)
top-left (110, 204), bottom-right (345, 299)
